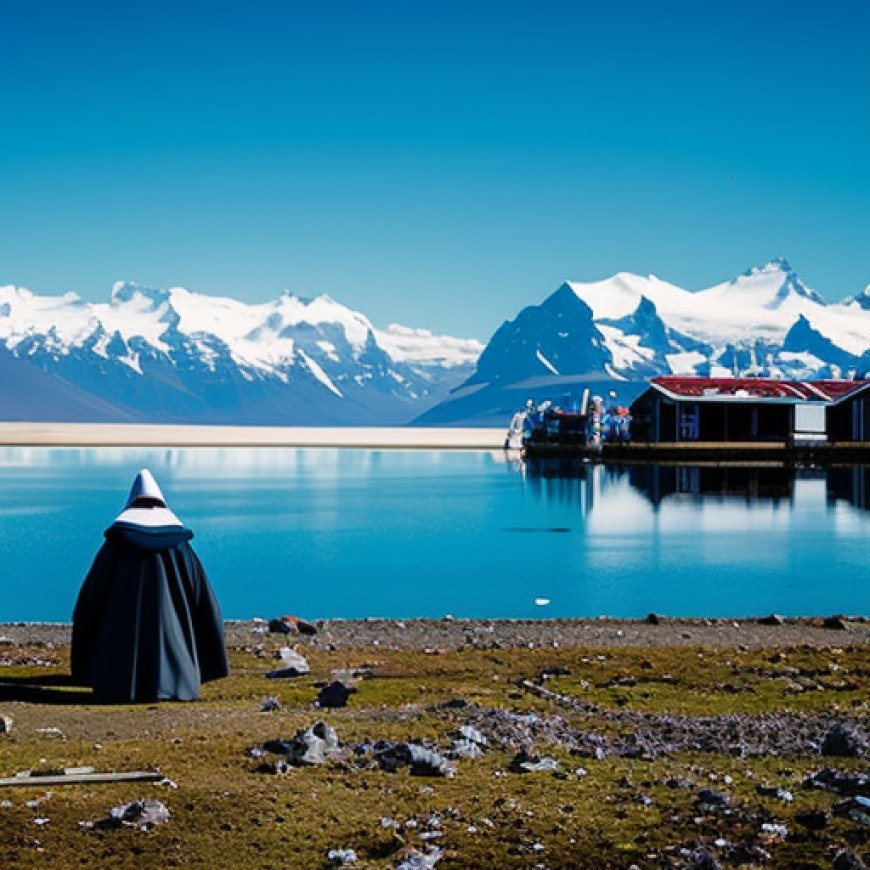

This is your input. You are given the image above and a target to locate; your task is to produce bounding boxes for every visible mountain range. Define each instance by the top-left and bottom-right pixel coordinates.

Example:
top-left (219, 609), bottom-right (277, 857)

top-left (0, 282), bottom-right (482, 425)
top-left (419, 258), bottom-right (870, 425)
top-left (2, 259), bottom-right (869, 426)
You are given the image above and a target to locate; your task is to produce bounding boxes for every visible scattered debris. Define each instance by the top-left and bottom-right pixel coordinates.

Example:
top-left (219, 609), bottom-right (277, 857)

top-left (83, 799), bottom-right (170, 831)
top-left (253, 720), bottom-right (345, 770)
top-left (327, 847), bottom-right (359, 865)
top-left (805, 768), bottom-right (870, 795)
top-left (0, 715), bottom-right (12, 734)
top-left (33, 727), bottom-right (64, 738)
top-left (449, 725), bottom-right (488, 759)
top-left (261, 697), bottom-right (282, 712)
top-left (266, 647), bottom-right (310, 678)
top-left (395, 846), bottom-right (443, 868)
top-left (369, 743), bottom-right (456, 778)
top-left (509, 751), bottom-right (559, 774)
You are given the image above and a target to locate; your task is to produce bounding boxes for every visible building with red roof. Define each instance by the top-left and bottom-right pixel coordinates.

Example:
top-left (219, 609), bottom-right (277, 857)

top-left (630, 377), bottom-right (870, 444)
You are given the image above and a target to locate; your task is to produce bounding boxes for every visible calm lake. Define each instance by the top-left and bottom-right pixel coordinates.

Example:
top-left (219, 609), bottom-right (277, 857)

top-left (0, 447), bottom-right (868, 622)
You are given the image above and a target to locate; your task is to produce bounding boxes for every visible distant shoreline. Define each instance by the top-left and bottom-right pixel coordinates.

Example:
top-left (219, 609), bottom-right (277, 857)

top-left (0, 422), bottom-right (504, 449)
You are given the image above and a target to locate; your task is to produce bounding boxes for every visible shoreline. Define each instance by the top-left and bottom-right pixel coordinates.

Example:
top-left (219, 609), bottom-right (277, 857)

top-left (0, 422), bottom-right (505, 449)
top-left (4, 615), bottom-right (868, 651)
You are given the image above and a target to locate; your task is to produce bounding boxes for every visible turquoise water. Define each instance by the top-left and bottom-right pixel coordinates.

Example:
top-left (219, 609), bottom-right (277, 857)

top-left (0, 447), bottom-right (868, 621)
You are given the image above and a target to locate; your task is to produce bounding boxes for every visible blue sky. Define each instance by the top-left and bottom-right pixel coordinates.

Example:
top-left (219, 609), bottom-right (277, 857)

top-left (1, 0), bottom-right (868, 339)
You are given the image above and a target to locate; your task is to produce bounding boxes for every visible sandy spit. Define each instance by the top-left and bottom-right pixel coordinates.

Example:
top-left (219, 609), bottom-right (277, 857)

top-left (0, 423), bottom-right (505, 449)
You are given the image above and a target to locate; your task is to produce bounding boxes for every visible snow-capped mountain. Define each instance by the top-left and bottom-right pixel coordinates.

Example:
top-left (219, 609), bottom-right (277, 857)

top-left (419, 259), bottom-right (870, 425)
top-left (0, 282), bottom-right (482, 425)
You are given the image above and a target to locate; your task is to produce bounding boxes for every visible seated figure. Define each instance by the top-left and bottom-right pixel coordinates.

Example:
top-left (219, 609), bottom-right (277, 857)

top-left (71, 469), bottom-right (229, 702)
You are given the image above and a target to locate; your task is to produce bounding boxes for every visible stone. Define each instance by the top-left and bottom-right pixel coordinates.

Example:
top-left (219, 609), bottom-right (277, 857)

top-left (696, 788), bottom-right (728, 805)
top-left (327, 848), bottom-right (359, 866)
top-left (317, 681), bottom-right (357, 708)
top-left (268, 617), bottom-right (293, 635)
top-left (832, 850), bottom-right (869, 870)
top-left (795, 808), bottom-right (828, 830)
top-left (691, 847), bottom-right (722, 870)
top-left (107, 799), bottom-right (170, 830)
top-left (823, 615), bottom-right (850, 631)
top-left (822, 724), bottom-right (863, 758)
top-left (757, 614), bottom-right (784, 626)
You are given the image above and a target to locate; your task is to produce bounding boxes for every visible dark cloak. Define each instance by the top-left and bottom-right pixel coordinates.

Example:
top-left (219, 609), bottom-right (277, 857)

top-left (71, 521), bottom-right (229, 703)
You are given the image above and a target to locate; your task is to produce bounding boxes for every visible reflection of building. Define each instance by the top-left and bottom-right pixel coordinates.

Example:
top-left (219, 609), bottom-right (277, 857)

top-left (631, 377), bottom-right (870, 445)
top-left (827, 466), bottom-right (870, 511)
top-left (625, 464), bottom-right (797, 507)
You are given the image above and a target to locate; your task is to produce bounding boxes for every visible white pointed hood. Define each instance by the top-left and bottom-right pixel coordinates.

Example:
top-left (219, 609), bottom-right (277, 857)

top-left (114, 468), bottom-right (183, 527)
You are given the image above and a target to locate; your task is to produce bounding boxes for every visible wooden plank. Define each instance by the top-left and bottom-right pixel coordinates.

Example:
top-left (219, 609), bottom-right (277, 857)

top-left (0, 770), bottom-right (164, 787)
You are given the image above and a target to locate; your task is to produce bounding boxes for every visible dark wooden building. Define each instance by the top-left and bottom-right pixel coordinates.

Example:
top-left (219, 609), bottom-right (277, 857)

top-left (630, 377), bottom-right (870, 445)
top-left (826, 381), bottom-right (870, 442)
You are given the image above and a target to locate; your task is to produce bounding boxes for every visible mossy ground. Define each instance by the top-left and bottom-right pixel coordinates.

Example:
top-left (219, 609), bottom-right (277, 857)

top-left (1, 638), bottom-right (868, 869)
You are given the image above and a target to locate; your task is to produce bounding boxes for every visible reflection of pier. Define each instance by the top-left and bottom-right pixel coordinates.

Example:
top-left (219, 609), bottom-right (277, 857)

top-left (524, 457), bottom-right (595, 516)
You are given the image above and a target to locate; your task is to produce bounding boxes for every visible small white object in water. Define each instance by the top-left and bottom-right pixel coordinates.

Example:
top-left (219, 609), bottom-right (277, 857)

top-left (534, 598), bottom-right (550, 606)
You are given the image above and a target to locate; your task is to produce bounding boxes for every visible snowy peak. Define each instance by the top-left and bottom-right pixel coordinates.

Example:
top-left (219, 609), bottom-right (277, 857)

top-left (732, 257), bottom-right (825, 308)
top-left (843, 284), bottom-right (870, 311)
top-left (450, 259), bottom-right (870, 411)
top-left (0, 280), bottom-right (482, 425)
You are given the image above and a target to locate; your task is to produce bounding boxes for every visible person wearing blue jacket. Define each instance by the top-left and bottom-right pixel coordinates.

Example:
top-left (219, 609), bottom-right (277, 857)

top-left (71, 469), bottom-right (228, 703)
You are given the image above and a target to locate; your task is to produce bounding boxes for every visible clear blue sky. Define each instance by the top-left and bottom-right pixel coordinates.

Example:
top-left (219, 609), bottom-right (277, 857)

top-left (1, 0), bottom-right (868, 339)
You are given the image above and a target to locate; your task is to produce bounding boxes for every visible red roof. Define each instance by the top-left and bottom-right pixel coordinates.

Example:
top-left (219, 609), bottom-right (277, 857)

top-left (651, 376), bottom-right (870, 403)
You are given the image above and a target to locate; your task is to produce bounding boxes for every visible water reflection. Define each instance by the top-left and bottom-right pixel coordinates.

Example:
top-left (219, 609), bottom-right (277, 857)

top-left (522, 459), bottom-right (870, 516)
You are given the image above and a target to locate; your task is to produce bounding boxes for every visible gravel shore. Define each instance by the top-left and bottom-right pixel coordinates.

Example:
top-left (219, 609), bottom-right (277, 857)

top-left (3, 615), bottom-right (868, 651)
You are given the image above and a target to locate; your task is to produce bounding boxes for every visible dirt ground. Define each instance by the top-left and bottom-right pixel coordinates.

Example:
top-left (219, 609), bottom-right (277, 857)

top-left (1, 618), bottom-right (868, 869)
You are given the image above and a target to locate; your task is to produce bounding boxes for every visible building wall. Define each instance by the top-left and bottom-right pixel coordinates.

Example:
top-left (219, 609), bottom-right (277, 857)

top-left (828, 394), bottom-right (870, 442)
top-left (629, 389), bottom-right (792, 442)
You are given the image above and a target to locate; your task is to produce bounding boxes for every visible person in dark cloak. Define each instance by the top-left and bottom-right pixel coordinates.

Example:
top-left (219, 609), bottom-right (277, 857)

top-left (71, 469), bottom-right (229, 703)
